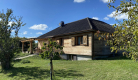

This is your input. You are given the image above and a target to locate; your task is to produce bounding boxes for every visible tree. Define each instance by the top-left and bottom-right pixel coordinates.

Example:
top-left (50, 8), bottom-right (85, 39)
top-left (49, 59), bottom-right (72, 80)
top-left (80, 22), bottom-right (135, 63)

top-left (13, 37), bottom-right (28, 52)
top-left (97, 0), bottom-right (138, 61)
top-left (39, 39), bottom-right (63, 80)
top-left (0, 9), bottom-right (25, 70)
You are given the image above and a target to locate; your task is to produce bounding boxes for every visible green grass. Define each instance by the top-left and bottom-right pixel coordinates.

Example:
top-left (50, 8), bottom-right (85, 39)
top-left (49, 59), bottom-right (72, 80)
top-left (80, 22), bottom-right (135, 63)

top-left (0, 55), bottom-right (138, 80)
top-left (14, 52), bottom-right (30, 58)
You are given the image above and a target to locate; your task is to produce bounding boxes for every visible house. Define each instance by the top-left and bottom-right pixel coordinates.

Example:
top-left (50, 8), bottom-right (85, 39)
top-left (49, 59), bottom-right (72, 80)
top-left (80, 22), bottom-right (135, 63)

top-left (21, 17), bottom-right (115, 60)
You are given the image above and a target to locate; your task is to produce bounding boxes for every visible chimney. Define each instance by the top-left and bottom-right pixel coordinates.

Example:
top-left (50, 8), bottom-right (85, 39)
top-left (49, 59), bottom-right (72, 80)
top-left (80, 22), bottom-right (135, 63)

top-left (59, 21), bottom-right (64, 27)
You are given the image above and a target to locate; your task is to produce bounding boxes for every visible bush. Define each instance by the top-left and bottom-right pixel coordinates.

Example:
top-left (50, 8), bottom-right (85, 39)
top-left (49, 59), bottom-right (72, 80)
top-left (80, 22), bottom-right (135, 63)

top-left (53, 54), bottom-right (62, 60)
top-left (21, 60), bottom-right (30, 64)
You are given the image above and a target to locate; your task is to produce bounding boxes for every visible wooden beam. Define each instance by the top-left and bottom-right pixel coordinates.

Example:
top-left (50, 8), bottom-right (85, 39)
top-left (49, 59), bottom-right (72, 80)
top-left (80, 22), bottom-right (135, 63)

top-left (22, 42), bottom-right (24, 53)
top-left (21, 39), bottom-right (34, 42)
top-left (35, 38), bottom-right (48, 41)
top-left (30, 41), bottom-right (33, 54)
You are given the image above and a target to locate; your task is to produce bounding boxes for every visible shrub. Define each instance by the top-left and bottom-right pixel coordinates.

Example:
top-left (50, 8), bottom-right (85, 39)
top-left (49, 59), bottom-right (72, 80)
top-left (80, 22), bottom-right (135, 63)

top-left (53, 53), bottom-right (62, 60)
top-left (21, 60), bottom-right (30, 64)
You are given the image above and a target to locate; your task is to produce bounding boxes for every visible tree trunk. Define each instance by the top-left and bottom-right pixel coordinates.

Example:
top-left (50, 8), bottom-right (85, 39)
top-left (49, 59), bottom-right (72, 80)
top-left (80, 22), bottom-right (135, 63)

top-left (50, 58), bottom-right (52, 80)
top-left (1, 60), bottom-right (11, 70)
top-left (52, 60), bottom-right (54, 76)
top-left (1, 54), bottom-right (12, 70)
top-left (50, 58), bottom-right (54, 80)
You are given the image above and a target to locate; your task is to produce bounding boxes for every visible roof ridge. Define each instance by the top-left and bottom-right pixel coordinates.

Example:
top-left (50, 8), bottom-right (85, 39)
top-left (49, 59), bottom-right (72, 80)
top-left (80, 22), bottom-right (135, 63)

top-left (86, 17), bottom-right (93, 29)
top-left (63, 18), bottom-right (87, 25)
top-left (90, 18), bottom-right (111, 26)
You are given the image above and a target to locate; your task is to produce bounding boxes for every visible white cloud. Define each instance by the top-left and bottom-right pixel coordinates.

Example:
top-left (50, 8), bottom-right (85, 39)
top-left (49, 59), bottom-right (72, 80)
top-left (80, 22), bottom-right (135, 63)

top-left (27, 36), bottom-right (36, 38)
top-left (29, 24), bottom-right (48, 30)
top-left (104, 17), bottom-right (109, 20)
top-left (8, 22), bottom-right (13, 26)
top-left (110, 24), bottom-right (114, 25)
top-left (74, 0), bottom-right (85, 3)
top-left (36, 32), bottom-right (43, 34)
top-left (30, 33), bottom-right (32, 34)
top-left (23, 31), bottom-right (27, 35)
top-left (8, 22), bottom-right (17, 26)
top-left (110, 24), bottom-right (119, 26)
top-left (107, 6), bottom-right (134, 20)
top-left (7, 29), bottom-right (15, 32)
top-left (101, 0), bottom-right (111, 3)
top-left (107, 11), bottom-right (128, 20)
top-left (92, 17), bottom-right (99, 20)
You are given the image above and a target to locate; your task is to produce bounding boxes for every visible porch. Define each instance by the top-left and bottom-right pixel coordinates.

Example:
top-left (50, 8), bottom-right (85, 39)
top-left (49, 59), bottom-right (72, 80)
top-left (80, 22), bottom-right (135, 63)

top-left (20, 38), bottom-right (45, 54)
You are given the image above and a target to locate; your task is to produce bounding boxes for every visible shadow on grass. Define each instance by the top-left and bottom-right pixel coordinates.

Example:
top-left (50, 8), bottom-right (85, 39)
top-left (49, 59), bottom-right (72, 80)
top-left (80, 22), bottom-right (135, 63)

top-left (55, 69), bottom-right (84, 78)
top-left (1, 67), bottom-right (83, 79)
top-left (13, 59), bottom-right (22, 63)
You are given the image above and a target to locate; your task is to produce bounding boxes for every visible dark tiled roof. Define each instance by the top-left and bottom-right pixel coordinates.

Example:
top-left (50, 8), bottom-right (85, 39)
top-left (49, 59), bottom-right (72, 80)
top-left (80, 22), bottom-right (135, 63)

top-left (37, 17), bottom-right (115, 39)
top-left (89, 18), bottom-right (115, 33)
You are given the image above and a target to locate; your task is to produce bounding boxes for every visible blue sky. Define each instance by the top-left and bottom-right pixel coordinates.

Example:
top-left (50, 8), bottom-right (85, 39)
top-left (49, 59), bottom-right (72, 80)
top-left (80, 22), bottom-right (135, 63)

top-left (0, 0), bottom-right (126, 38)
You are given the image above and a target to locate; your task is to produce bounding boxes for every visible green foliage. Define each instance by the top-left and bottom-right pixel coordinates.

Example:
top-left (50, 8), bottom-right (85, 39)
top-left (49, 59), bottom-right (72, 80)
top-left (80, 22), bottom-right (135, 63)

top-left (27, 47), bottom-right (33, 52)
top-left (21, 59), bottom-right (30, 64)
top-left (14, 52), bottom-right (30, 58)
top-left (0, 9), bottom-right (25, 70)
top-left (39, 39), bottom-right (63, 59)
top-left (53, 52), bottom-right (62, 60)
top-left (97, 0), bottom-right (138, 61)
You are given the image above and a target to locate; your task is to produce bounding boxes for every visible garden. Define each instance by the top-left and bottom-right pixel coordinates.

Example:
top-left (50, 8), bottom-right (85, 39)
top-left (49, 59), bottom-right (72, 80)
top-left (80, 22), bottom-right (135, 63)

top-left (0, 55), bottom-right (138, 80)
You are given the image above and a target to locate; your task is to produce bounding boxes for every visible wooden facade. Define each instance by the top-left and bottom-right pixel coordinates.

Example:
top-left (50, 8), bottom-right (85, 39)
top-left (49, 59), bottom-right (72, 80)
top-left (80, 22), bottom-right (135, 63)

top-left (37, 32), bottom-right (112, 60)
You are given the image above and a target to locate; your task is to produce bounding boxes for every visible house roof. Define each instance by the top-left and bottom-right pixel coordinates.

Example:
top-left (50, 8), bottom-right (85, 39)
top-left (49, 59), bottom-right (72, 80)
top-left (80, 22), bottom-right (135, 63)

top-left (37, 17), bottom-right (115, 39)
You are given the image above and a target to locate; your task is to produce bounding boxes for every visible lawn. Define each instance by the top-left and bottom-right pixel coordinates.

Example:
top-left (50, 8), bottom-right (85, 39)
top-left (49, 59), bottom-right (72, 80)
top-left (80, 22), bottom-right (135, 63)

top-left (14, 52), bottom-right (30, 58)
top-left (0, 55), bottom-right (138, 80)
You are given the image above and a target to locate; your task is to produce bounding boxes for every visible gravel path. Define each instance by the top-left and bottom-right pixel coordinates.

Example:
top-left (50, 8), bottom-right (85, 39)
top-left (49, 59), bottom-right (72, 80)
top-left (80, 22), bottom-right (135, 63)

top-left (14, 54), bottom-right (37, 60)
top-left (0, 54), bottom-right (37, 65)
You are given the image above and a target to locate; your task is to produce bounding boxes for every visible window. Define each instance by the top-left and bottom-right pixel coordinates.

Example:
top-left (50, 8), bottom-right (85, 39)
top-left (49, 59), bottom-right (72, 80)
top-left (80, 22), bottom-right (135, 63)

top-left (71, 35), bottom-right (87, 46)
top-left (76, 36), bottom-right (83, 45)
top-left (68, 54), bottom-right (77, 60)
top-left (77, 37), bottom-right (80, 45)
top-left (60, 38), bottom-right (64, 46)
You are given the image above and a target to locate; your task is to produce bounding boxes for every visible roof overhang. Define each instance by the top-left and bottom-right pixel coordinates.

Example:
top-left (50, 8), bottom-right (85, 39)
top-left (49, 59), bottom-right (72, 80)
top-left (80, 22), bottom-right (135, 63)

top-left (20, 38), bottom-right (36, 42)
top-left (53, 29), bottom-right (95, 37)
top-left (51, 29), bottom-right (113, 38)
top-left (20, 36), bottom-right (54, 42)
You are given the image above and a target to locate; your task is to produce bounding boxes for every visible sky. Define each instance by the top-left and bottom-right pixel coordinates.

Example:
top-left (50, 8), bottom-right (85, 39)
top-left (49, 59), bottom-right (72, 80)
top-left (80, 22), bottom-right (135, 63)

top-left (0, 0), bottom-right (127, 39)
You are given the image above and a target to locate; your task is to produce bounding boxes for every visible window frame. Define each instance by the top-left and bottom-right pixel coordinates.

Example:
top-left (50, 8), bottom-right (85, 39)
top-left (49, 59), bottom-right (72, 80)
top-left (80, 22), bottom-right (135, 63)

top-left (75, 36), bottom-right (83, 46)
top-left (59, 38), bottom-right (64, 46)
